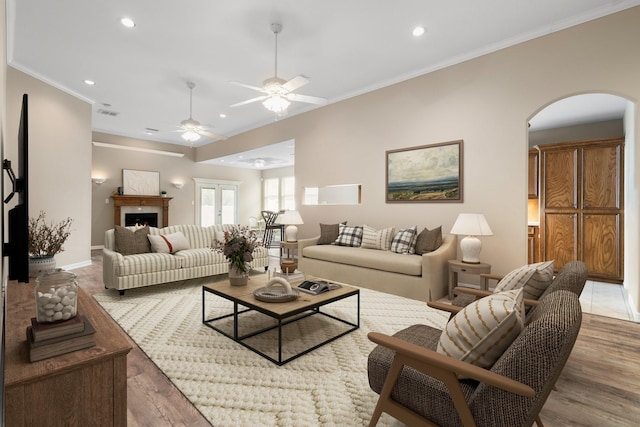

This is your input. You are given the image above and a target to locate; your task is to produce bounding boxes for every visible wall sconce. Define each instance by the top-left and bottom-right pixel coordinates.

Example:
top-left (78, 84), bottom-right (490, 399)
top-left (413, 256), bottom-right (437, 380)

top-left (172, 182), bottom-right (184, 189)
top-left (92, 178), bottom-right (106, 185)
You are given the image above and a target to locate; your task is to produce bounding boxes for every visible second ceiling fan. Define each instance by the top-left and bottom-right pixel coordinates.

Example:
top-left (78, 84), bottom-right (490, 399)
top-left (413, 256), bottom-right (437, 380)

top-left (230, 23), bottom-right (327, 114)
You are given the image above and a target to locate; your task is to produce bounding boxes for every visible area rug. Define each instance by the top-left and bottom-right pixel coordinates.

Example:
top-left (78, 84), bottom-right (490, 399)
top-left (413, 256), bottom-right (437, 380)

top-left (93, 277), bottom-right (449, 426)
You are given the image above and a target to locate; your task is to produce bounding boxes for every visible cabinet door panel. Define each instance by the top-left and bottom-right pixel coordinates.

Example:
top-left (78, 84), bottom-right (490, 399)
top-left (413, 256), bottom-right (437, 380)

top-left (528, 150), bottom-right (539, 199)
top-left (582, 145), bottom-right (621, 209)
top-left (583, 214), bottom-right (620, 278)
top-left (544, 213), bottom-right (577, 271)
top-left (544, 149), bottom-right (577, 209)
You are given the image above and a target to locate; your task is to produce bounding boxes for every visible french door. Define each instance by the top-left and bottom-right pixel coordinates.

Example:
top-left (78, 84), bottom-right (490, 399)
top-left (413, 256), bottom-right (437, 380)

top-left (193, 178), bottom-right (239, 226)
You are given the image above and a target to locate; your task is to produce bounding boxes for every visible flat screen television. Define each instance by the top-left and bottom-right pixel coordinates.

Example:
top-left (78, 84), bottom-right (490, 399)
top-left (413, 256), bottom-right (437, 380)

top-left (3, 93), bottom-right (29, 283)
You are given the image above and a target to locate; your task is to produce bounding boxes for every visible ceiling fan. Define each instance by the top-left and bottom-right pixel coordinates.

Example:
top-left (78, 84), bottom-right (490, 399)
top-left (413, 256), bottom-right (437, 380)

top-left (230, 23), bottom-right (327, 114)
top-left (175, 81), bottom-right (227, 143)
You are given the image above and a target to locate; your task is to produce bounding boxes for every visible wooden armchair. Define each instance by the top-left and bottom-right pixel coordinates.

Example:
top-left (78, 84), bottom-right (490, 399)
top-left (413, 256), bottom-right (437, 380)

top-left (367, 289), bottom-right (583, 427)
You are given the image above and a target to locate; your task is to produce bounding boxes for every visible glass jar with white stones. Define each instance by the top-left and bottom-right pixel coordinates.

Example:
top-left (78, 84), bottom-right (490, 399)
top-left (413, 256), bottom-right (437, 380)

top-left (34, 269), bottom-right (78, 323)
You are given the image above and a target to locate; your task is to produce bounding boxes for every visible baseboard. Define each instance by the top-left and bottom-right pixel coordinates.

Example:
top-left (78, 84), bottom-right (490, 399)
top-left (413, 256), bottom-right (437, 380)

top-left (60, 260), bottom-right (92, 271)
top-left (91, 245), bottom-right (104, 250)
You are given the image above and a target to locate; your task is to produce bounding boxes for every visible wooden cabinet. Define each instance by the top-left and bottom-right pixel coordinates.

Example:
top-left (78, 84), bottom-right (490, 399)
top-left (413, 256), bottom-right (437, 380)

top-left (539, 138), bottom-right (623, 282)
top-left (4, 282), bottom-right (132, 426)
top-left (527, 225), bottom-right (540, 264)
top-left (528, 149), bottom-right (539, 199)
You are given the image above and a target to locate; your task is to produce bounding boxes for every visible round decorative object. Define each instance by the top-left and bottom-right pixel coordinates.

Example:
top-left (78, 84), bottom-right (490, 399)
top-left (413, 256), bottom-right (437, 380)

top-left (34, 269), bottom-right (78, 323)
top-left (280, 258), bottom-right (297, 273)
top-left (254, 278), bottom-right (299, 303)
top-left (29, 256), bottom-right (56, 278)
top-left (228, 263), bottom-right (249, 286)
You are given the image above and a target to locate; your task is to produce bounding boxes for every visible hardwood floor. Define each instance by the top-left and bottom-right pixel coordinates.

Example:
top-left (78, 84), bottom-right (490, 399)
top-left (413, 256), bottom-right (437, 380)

top-left (78, 250), bottom-right (640, 426)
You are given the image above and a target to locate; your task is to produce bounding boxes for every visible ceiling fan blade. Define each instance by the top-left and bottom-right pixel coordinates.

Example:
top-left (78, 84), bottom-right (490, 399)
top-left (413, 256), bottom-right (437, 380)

top-left (230, 81), bottom-right (267, 93)
top-left (282, 75), bottom-right (309, 92)
top-left (286, 93), bottom-right (328, 105)
top-left (230, 95), bottom-right (269, 108)
top-left (198, 129), bottom-right (227, 140)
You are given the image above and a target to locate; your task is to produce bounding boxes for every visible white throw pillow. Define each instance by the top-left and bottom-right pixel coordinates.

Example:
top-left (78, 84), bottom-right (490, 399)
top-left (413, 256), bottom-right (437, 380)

top-left (437, 289), bottom-right (524, 369)
top-left (494, 260), bottom-right (555, 300)
top-left (361, 225), bottom-right (396, 250)
top-left (148, 232), bottom-right (190, 254)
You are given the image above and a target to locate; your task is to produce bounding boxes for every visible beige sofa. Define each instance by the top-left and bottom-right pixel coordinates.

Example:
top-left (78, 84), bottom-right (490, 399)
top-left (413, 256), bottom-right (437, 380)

top-left (103, 224), bottom-right (269, 295)
top-left (298, 234), bottom-right (456, 302)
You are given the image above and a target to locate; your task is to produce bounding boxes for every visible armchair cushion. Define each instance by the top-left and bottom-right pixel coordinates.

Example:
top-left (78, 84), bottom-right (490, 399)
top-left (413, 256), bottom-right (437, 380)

top-left (437, 289), bottom-right (524, 369)
top-left (495, 260), bottom-right (555, 300)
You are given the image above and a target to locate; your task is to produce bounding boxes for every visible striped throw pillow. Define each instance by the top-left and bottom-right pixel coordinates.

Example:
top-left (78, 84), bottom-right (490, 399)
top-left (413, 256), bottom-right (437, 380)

top-left (494, 260), bottom-right (555, 300)
top-left (361, 225), bottom-right (396, 250)
top-left (437, 289), bottom-right (524, 369)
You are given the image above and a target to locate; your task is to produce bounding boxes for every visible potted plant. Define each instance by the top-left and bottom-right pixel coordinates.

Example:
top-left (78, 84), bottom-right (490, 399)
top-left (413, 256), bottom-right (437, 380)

top-left (161, 190), bottom-right (167, 197)
top-left (213, 226), bottom-right (261, 286)
top-left (28, 211), bottom-right (73, 277)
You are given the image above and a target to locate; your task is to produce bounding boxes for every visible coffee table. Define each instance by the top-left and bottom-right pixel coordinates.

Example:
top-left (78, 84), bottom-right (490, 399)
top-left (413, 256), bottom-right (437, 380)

top-left (202, 275), bottom-right (360, 365)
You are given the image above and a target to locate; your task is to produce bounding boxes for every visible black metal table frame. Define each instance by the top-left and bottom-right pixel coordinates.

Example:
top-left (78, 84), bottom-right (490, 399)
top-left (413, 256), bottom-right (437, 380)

top-left (202, 287), bottom-right (360, 365)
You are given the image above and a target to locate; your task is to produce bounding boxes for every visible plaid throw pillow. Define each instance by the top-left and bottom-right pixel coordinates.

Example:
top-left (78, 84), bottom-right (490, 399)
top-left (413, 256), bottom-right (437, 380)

top-left (390, 226), bottom-right (417, 254)
top-left (334, 224), bottom-right (363, 247)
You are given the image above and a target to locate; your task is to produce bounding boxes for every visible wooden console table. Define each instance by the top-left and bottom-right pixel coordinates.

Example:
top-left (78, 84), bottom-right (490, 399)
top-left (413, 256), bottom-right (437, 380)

top-left (111, 195), bottom-right (172, 227)
top-left (4, 282), bottom-right (132, 426)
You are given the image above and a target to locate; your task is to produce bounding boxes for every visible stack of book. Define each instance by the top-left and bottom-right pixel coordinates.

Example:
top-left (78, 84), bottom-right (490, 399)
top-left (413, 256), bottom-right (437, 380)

top-left (26, 315), bottom-right (96, 362)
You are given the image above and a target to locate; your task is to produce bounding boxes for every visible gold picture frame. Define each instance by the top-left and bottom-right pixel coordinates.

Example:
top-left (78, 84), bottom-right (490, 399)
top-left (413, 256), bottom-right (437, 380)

top-left (386, 140), bottom-right (463, 203)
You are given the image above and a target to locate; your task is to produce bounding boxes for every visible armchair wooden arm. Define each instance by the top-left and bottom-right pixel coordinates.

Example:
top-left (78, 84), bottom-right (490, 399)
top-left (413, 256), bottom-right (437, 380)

top-left (426, 300), bottom-right (462, 316)
top-left (367, 332), bottom-right (535, 427)
top-left (480, 273), bottom-right (503, 290)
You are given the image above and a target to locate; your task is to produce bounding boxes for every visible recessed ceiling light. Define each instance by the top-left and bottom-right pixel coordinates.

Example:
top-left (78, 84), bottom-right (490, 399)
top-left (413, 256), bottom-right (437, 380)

top-left (84, 79), bottom-right (95, 85)
top-left (219, 113), bottom-right (227, 118)
top-left (120, 17), bottom-right (136, 28)
top-left (412, 26), bottom-right (425, 37)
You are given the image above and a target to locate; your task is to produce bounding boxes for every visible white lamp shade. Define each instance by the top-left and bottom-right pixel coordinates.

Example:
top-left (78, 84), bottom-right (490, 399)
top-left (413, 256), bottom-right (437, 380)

top-left (450, 213), bottom-right (492, 263)
top-left (276, 211), bottom-right (304, 242)
top-left (450, 213), bottom-right (493, 236)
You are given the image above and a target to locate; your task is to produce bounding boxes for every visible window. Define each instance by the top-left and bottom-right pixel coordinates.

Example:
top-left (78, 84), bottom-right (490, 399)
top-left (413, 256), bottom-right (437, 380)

top-left (263, 176), bottom-right (295, 211)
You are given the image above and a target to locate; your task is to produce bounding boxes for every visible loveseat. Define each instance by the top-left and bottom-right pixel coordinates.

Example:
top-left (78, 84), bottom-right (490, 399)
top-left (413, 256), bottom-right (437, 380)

top-left (103, 224), bottom-right (269, 295)
top-left (298, 224), bottom-right (456, 302)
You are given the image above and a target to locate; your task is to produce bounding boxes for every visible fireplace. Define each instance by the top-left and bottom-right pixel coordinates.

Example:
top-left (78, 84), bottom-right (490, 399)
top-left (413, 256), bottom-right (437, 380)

top-left (125, 213), bottom-right (158, 227)
top-left (111, 195), bottom-right (171, 227)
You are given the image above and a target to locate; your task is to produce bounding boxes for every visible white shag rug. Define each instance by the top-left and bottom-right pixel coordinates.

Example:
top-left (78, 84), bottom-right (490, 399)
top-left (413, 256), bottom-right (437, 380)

top-left (93, 276), bottom-right (449, 427)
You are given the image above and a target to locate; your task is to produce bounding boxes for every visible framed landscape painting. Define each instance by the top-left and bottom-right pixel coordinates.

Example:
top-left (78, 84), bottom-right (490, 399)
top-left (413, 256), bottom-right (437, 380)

top-left (386, 140), bottom-right (463, 203)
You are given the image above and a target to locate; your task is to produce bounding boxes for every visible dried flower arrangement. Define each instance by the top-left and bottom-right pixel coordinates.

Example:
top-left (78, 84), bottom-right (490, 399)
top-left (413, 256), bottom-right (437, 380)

top-left (212, 226), bottom-right (261, 274)
top-left (28, 211), bottom-right (74, 257)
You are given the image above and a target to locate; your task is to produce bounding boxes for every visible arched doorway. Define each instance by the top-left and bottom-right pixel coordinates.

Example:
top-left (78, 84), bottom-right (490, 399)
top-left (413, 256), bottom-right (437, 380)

top-left (527, 93), bottom-right (635, 320)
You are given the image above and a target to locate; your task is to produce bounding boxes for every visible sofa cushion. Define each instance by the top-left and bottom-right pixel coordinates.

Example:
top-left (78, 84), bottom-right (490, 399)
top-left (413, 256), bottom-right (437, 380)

top-left (335, 224), bottom-right (363, 247)
top-left (174, 248), bottom-right (228, 267)
top-left (317, 222), bottom-right (347, 245)
top-left (116, 252), bottom-right (183, 276)
top-left (436, 289), bottom-right (524, 369)
top-left (148, 232), bottom-right (190, 254)
top-left (302, 245), bottom-right (422, 276)
top-left (361, 225), bottom-right (395, 250)
top-left (390, 226), bottom-right (417, 254)
top-left (495, 260), bottom-right (555, 300)
top-left (414, 226), bottom-right (442, 254)
top-left (114, 225), bottom-right (151, 255)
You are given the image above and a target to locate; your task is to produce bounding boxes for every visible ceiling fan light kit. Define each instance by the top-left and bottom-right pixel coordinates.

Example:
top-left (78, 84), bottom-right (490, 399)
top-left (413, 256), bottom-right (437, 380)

top-left (230, 22), bottom-right (327, 114)
top-left (174, 81), bottom-right (226, 145)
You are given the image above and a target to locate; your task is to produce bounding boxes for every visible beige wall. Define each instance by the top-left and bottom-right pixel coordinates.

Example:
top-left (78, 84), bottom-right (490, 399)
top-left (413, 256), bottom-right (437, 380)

top-left (6, 67), bottom-right (92, 270)
top-left (529, 119), bottom-right (624, 147)
top-left (197, 7), bottom-right (640, 311)
top-left (90, 132), bottom-right (263, 246)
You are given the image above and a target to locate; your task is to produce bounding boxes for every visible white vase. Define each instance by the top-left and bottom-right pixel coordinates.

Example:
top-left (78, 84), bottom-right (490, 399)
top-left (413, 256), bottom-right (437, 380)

top-left (29, 256), bottom-right (56, 278)
top-left (228, 263), bottom-right (248, 286)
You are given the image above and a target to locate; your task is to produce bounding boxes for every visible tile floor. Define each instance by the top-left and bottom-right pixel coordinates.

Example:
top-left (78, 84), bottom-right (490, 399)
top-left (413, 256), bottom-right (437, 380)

top-left (580, 280), bottom-right (638, 322)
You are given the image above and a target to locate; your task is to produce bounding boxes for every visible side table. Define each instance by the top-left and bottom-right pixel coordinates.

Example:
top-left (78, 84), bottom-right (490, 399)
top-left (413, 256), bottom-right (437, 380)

top-left (448, 259), bottom-right (492, 299)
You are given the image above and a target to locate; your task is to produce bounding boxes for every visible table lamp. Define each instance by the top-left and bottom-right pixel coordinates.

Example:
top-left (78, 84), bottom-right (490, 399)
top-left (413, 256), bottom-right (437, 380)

top-left (277, 210), bottom-right (304, 242)
top-left (450, 213), bottom-right (493, 264)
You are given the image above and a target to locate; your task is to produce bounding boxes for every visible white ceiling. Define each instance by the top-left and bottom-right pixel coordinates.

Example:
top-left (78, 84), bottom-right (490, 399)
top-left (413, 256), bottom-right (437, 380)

top-left (7, 0), bottom-right (637, 169)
